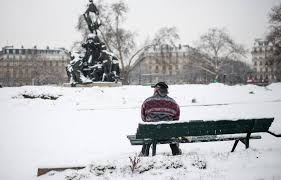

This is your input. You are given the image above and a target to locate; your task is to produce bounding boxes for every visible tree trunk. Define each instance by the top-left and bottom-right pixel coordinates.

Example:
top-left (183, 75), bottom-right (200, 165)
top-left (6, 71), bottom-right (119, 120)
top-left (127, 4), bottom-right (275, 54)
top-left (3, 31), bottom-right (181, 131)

top-left (121, 69), bottom-right (129, 85)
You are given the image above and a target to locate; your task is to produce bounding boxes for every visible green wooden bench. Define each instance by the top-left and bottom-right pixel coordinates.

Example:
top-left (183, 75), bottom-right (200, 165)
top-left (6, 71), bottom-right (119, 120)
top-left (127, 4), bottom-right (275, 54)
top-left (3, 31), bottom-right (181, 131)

top-left (127, 118), bottom-right (275, 156)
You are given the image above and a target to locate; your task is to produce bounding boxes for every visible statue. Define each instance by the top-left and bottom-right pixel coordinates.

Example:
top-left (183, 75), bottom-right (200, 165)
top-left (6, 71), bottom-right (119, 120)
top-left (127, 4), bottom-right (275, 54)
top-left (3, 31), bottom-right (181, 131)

top-left (66, 0), bottom-right (120, 86)
top-left (83, 0), bottom-right (101, 35)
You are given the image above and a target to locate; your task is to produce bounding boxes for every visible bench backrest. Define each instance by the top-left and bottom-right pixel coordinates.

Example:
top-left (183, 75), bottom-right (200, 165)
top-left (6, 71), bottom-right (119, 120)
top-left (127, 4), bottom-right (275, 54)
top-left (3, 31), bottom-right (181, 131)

top-left (136, 118), bottom-right (274, 139)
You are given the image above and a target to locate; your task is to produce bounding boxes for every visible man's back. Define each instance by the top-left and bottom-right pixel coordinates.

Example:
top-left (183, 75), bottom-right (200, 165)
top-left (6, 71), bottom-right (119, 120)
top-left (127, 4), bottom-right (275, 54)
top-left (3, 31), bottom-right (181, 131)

top-left (139, 82), bottom-right (182, 156)
top-left (141, 93), bottom-right (180, 122)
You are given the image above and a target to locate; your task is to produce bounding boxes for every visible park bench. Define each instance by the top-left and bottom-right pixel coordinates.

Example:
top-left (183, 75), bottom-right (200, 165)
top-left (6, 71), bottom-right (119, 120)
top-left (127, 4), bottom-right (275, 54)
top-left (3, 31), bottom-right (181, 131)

top-left (127, 118), bottom-right (275, 156)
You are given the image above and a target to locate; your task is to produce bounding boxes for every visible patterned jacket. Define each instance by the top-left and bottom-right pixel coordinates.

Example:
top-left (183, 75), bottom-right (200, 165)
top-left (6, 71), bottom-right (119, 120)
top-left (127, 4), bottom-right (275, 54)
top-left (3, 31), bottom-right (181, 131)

top-left (141, 93), bottom-right (180, 122)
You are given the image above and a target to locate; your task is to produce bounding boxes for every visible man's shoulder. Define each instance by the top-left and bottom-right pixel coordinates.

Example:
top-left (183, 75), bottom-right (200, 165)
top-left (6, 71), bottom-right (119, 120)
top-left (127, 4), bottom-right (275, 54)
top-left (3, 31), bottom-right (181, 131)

top-left (166, 95), bottom-right (178, 105)
top-left (143, 95), bottom-right (156, 102)
top-left (144, 94), bottom-right (177, 103)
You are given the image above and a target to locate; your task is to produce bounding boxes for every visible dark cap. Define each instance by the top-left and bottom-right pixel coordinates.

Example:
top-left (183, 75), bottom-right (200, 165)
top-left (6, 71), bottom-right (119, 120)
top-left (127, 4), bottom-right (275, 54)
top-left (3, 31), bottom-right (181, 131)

top-left (151, 82), bottom-right (168, 89)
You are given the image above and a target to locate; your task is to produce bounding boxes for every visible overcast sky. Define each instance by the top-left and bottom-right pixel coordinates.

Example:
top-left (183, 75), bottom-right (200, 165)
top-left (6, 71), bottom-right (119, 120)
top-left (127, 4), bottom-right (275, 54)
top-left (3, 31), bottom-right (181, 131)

top-left (0, 0), bottom-right (280, 59)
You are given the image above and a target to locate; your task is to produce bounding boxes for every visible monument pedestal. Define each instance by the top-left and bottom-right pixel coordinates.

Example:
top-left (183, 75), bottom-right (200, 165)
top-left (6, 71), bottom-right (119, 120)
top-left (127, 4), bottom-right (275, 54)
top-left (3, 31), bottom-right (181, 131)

top-left (63, 82), bottom-right (122, 87)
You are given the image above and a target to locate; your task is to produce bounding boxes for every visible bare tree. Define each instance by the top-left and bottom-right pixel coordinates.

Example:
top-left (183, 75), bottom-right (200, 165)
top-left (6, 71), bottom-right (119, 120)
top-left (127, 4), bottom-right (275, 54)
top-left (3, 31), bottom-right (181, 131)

top-left (267, 2), bottom-right (281, 81)
top-left (219, 60), bottom-right (253, 85)
top-left (191, 28), bottom-right (247, 81)
top-left (75, 1), bottom-right (181, 84)
top-left (267, 2), bottom-right (281, 45)
top-left (122, 27), bottom-right (180, 84)
top-left (152, 27), bottom-right (180, 46)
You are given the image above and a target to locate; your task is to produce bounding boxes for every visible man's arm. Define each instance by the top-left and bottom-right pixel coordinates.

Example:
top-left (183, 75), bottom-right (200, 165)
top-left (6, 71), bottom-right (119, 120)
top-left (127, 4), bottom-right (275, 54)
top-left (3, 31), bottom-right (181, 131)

top-left (173, 103), bottom-right (180, 121)
top-left (141, 102), bottom-right (146, 122)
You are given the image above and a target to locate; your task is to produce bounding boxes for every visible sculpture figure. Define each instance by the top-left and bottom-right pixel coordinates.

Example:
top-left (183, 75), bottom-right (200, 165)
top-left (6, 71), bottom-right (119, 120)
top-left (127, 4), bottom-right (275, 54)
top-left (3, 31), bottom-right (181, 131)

top-left (66, 0), bottom-right (120, 86)
top-left (83, 0), bottom-right (101, 35)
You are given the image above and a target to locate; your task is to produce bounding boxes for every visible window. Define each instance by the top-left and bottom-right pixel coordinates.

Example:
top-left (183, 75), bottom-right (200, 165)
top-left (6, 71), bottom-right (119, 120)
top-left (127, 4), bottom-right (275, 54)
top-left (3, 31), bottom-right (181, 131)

top-left (260, 61), bottom-right (262, 66)
top-left (155, 66), bottom-right (159, 73)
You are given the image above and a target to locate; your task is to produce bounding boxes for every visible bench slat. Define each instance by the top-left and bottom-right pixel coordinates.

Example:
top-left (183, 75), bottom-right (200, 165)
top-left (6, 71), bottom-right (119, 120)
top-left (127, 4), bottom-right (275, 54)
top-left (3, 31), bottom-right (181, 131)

top-left (136, 118), bottom-right (274, 139)
top-left (127, 134), bottom-right (262, 145)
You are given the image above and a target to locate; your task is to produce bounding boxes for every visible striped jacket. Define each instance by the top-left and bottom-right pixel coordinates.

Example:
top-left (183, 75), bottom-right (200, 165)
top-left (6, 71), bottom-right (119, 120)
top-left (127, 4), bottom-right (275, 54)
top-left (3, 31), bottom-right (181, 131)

top-left (141, 93), bottom-right (180, 122)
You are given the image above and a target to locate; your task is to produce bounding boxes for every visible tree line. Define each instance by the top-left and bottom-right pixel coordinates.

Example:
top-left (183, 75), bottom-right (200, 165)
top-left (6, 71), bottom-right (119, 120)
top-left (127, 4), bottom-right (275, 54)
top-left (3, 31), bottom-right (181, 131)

top-left (266, 2), bottom-right (281, 81)
top-left (74, 0), bottom-right (280, 85)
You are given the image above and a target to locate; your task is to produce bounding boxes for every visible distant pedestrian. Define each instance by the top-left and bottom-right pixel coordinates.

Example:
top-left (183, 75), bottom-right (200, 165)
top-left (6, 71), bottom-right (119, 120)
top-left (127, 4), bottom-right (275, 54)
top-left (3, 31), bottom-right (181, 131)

top-left (140, 82), bottom-right (182, 156)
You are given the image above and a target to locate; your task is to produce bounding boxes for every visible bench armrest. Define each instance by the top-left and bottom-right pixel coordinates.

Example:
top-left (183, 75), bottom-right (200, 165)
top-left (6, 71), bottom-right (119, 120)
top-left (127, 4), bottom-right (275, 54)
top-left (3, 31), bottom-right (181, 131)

top-left (267, 131), bottom-right (281, 137)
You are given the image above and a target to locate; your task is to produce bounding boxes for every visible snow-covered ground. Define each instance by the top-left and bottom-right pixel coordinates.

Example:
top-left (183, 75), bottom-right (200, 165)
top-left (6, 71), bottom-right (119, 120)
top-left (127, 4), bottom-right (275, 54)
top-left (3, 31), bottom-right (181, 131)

top-left (0, 83), bottom-right (281, 180)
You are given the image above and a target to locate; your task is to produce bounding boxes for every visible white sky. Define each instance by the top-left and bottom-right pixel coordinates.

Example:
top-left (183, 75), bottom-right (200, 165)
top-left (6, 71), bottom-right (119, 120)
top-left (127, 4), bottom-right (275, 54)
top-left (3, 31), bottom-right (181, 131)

top-left (0, 0), bottom-right (280, 60)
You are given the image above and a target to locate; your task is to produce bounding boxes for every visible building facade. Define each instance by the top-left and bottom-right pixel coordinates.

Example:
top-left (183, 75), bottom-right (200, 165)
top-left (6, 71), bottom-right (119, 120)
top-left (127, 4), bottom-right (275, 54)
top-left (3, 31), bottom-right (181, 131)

top-left (0, 46), bottom-right (70, 87)
top-left (128, 45), bottom-right (211, 85)
top-left (251, 39), bottom-right (277, 83)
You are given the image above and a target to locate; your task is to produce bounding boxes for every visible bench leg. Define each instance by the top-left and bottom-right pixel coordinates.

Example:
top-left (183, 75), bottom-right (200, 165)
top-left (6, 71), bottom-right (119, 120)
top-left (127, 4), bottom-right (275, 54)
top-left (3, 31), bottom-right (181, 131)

top-left (152, 142), bottom-right (157, 156)
top-left (240, 132), bottom-right (251, 149)
top-left (141, 144), bottom-right (151, 156)
top-left (231, 140), bottom-right (239, 152)
top-left (145, 144), bottom-right (151, 156)
top-left (245, 132), bottom-right (251, 149)
top-left (232, 132), bottom-right (252, 152)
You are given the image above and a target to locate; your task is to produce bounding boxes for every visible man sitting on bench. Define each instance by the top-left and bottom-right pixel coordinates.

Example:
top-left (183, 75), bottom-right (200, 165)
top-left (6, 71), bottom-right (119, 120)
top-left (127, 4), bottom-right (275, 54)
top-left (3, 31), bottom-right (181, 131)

top-left (140, 82), bottom-right (182, 156)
